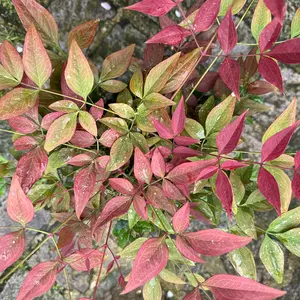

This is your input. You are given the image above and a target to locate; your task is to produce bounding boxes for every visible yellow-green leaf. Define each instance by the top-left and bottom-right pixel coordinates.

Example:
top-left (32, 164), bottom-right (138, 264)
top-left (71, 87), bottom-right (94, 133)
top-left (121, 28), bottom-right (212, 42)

top-left (100, 117), bottom-right (128, 134)
top-left (130, 69), bottom-right (144, 98)
top-left (99, 80), bottom-right (127, 93)
top-left (143, 93), bottom-right (175, 110)
top-left (0, 65), bottom-right (19, 90)
top-left (79, 111), bottom-right (98, 136)
top-left (119, 237), bottom-right (148, 258)
top-left (109, 103), bottom-right (135, 119)
top-left (236, 208), bottom-right (257, 239)
top-left (219, 0), bottom-right (247, 16)
top-left (159, 269), bottom-right (185, 285)
top-left (276, 228), bottom-right (300, 257)
top-left (185, 118), bottom-right (205, 139)
top-left (143, 278), bottom-right (162, 300)
top-left (291, 9), bottom-right (300, 38)
top-left (198, 96), bottom-right (215, 126)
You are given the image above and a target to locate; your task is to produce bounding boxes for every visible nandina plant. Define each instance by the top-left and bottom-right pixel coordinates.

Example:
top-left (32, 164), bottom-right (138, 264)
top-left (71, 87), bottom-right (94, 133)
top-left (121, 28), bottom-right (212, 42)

top-left (0, 0), bottom-right (300, 299)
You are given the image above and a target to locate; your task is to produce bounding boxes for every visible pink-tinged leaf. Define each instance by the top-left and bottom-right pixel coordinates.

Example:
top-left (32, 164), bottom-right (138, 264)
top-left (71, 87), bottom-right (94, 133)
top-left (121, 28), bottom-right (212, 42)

top-left (174, 136), bottom-right (199, 146)
top-left (93, 196), bottom-right (132, 231)
top-left (216, 170), bottom-right (233, 218)
top-left (64, 249), bottom-right (104, 271)
top-left (16, 146), bottom-right (48, 193)
top-left (65, 40), bottom-right (94, 99)
top-left (67, 153), bottom-right (95, 167)
top-left (74, 167), bottom-right (96, 219)
top-left (258, 166), bottom-right (281, 215)
top-left (159, 15), bottom-right (176, 29)
top-left (99, 129), bottom-right (121, 147)
top-left (173, 203), bottom-right (190, 233)
top-left (162, 179), bottom-right (185, 200)
top-left (134, 147), bottom-right (152, 184)
top-left (293, 171), bottom-right (300, 200)
top-left (268, 38), bottom-right (300, 64)
top-left (194, 0), bottom-right (221, 32)
top-left (184, 229), bottom-right (252, 256)
top-left (146, 185), bottom-right (176, 215)
top-left (258, 55), bottom-right (283, 93)
top-left (0, 88), bottom-right (38, 121)
top-left (183, 288), bottom-right (202, 300)
top-left (173, 146), bottom-right (200, 158)
top-left (70, 130), bottom-right (96, 148)
top-left (90, 99), bottom-right (104, 121)
top-left (41, 112), bottom-right (65, 130)
top-left (143, 44), bottom-right (164, 70)
top-left (246, 80), bottom-right (275, 95)
top-left (176, 236), bottom-right (205, 263)
top-left (167, 158), bottom-right (218, 184)
top-left (204, 274), bottom-right (286, 299)
top-left (9, 116), bottom-right (39, 134)
top-left (0, 40), bottom-right (23, 82)
top-left (17, 261), bottom-right (58, 300)
top-left (262, 122), bottom-right (299, 162)
top-left (216, 111), bottom-right (247, 155)
top-left (221, 160), bottom-right (248, 170)
top-left (23, 24), bottom-right (52, 88)
top-left (263, 0), bottom-right (285, 19)
top-left (7, 175), bottom-right (34, 226)
top-left (122, 238), bottom-right (168, 294)
top-left (0, 230), bottom-right (25, 272)
top-left (14, 136), bottom-right (38, 151)
top-left (196, 165), bottom-right (218, 180)
top-left (109, 178), bottom-right (135, 195)
top-left (151, 148), bottom-right (166, 178)
top-left (153, 119), bottom-right (174, 139)
top-left (67, 19), bottom-right (100, 49)
top-left (219, 57), bottom-right (240, 99)
top-left (133, 195), bottom-right (148, 220)
top-left (259, 18), bottom-right (282, 52)
top-left (171, 97), bottom-right (186, 136)
top-left (196, 72), bottom-right (219, 93)
top-left (218, 8), bottom-right (237, 55)
top-left (146, 25), bottom-right (191, 46)
top-left (125, 0), bottom-right (176, 17)
top-left (78, 111), bottom-right (98, 136)
top-left (295, 152), bottom-right (300, 170)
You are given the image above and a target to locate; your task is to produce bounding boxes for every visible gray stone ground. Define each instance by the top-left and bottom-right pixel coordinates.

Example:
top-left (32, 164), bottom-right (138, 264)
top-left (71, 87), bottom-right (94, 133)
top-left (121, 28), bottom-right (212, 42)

top-left (0, 0), bottom-right (300, 299)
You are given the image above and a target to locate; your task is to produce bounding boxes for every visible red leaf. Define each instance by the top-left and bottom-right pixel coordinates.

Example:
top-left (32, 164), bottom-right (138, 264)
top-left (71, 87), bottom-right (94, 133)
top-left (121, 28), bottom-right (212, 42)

top-left (146, 25), bottom-right (191, 46)
top-left (293, 152), bottom-right (300, 200)
top-left (74, 167), bottom-right (97, 219)
top-left (93, 196), bottom-right (132, 231)
top-left (184, 229), bottom-right (252, 256)
top-left (262, 122), bottom-right (299, 162)
top-left (90, 98), bottom-right (104, 121)
top-left (246, 80), bottom-right (275, 95)
top-left (41, 112), bottom-right (65, 130)
top-left (196, 71), bottom-right (219, 93)
top-left (16, 147), bottom-right (48, 194)
top-left (144, 44), bottom-right (164, 70)
top-left (109, 178), bottom-right (135, 195)
top-left (174, 136), bottom-right (199, 146)
top-left (121, 238), bottom-right (168, 294)
top-left (259, 19), bottom-right (282, 52)
top-left (134, 147), bottom-right (152, 184)
top-left (17, 261), bottom-right (58, 300)
top-left (70, 130), bottom-right (96, 148)
top-left (171, 97), bottom-right (186, 136)
top-left (194, 0), bottom-right (221, 33)
top-left (216, 111), bottom-right (247, 155)
top-left (0, 230), bottom-right (25, 272)
top-left (173, 146), bottom-right (199, 158)
top-left (125, 0), bottom-right (176, 17)
top-left (153, 119), bottom-right (174, 139)
top-left (196, 165), bottom-right (218, 180)
top-left (216, 170), bottom-right (233, 218)
top-left (263, 0), bottom-right (285, 19)
top-left (295, 151), bottom-right (300, 170)
top-left (221, 160), bottom-right (248, 170)
top-left (159, 15), bottom-right (176, 29)
top-left (99, 129), bottom-right (121, 147)
top-left (258, 166), bottom-right (281, 215)
top-left (183, 288), bottom-right (202, 300)
top-left (219, 57), bottom-right (240, 99)
top-left (173, 203), bottom-right (190, 233)
top-left (218, 8), bottom-right (237, 55)
top-left (133, 195), bottom-right (148, 220)
top-left (67, 153), bottom-right (95, 167)
top-left (176, 236), bottom-right (205, 263)
top-left (204, 274), bottom-right (286, 299)
top-left (268, 38), bottom-right (300, 64)
top-left (167, 158), bottom-right (218, 184)
top-left (258, 55), bottom-right (283, 93)
top-left (162, 179), bottom-right (185, 200)
top-left (151, 148), bottom-right (166, 178)
top-left (9, 116), bottom-right (39, 134)
top-left (14, 136), bottom-right (38, 151)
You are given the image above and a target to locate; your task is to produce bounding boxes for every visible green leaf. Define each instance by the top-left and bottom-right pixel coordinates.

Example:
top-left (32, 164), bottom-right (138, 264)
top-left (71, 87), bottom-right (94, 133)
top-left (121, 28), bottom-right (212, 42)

top-left (198, 96), bottom-right (215, 127)
top-left (230, 173), bottom-right (245, 206)
top-left (291, 9), bottom-right (300, 38)
top-left (185, 118), bottom-right (205, 140)
top-left (0, 88), bottom-right (39, 120)
top-left (100, 117), bottom-right (128, 134)
top-left (130, 132), bottom-right (149, 153)
top-left (236, 208), bottom-right (257, 239)
top-left (0, 178), bottom-right (6, 197)
top-left (49, 100), bottom-right (79, 113)
top-left (242, 189), bottom-right (272, 212)
top-left (51, 183), bottom-right (70, 212)
top-left (184, 272), bottom-right (205, 287)
top-left (44, 113), bottom-right (77, 152)
top-left (65, 40), bottom-right (94, 99)
top-left (251, 0), bottom-right (271, 42)
top-left (78, 111), bottom-right (98, 136)
top-left (0, 65), bottom-right (19, 90)
top-left (149, 209), bottom-right (174, 234)
top-left (165, 239), bottom-right (194, 266)
top-left (99, 80), bottom-right (127, 93)
top-left (143, 93), bottom-right (175, 110)
top-left (276, 228), bottom-right (300, 257)
top-left (229, 246), bottom-right (257, 280)
top-left (130, 69), bottom-right (144, 98)
top-left (106, 135), bottom-right (133, 171)
top-left (159, 269), bottom-right (185, 285)
top-left (268, 207), bottom-right (300, 234)
top-left (100, 44), bottom-right (135, 81)
top-left (27, 182), bottom-right (55, 211)
top-left (262, 98), bottom-right (297, 143)
top-left (205, 95), bottom-right (236, 135)
top-left (143, 278), bottom-right (162, 300)
top-left (260, 235), bottom-right (284, 284)
top-left (269, 154), bottom-right (295, 169)
top-left (237, 98), bottom-right (271, 116)
top-left (144, 53), bottom-right (180, 97)
top-left (128, 205), bottom-right (140, 229)
top-left (119, 237), bottom-right (148, 258)
top-left (109, 103), bottom-right (135, 119)
top-left (117, 88), bottom-right (133, 105)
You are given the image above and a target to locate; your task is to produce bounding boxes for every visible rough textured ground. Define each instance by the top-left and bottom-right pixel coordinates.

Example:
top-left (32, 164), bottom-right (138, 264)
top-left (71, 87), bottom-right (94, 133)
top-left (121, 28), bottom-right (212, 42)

top-left (0, 0), bottom-right (300, 299)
